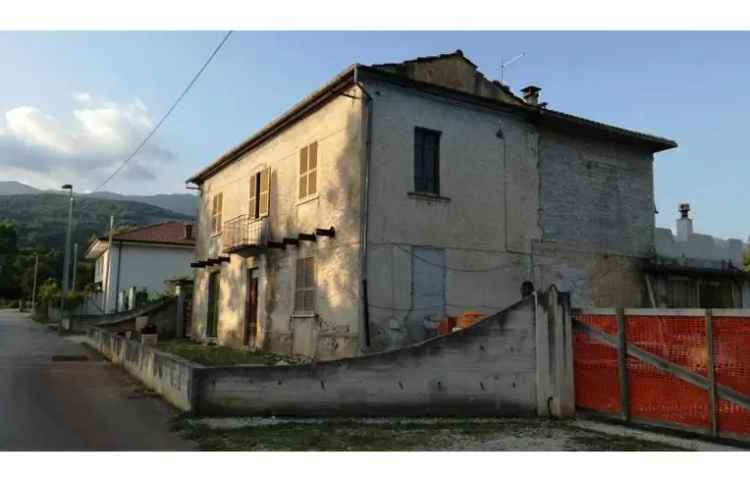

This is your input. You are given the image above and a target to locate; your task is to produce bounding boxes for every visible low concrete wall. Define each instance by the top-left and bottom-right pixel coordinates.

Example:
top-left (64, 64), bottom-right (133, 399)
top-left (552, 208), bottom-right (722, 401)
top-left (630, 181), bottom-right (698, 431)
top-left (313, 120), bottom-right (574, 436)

top-left (195, 296), bottom-right (546, 417)
top-left (86, 328), bottom-right (203, 412)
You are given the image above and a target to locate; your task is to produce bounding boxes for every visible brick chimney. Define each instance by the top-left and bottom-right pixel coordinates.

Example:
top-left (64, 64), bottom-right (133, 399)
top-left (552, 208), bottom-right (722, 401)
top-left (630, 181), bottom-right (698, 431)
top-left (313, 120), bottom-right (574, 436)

top-left (521, 85), bottom-right (541, 106)
top-left (184, 223), bottom-right (193, 240)
top-left (675, 203), bottom-right (693, 242)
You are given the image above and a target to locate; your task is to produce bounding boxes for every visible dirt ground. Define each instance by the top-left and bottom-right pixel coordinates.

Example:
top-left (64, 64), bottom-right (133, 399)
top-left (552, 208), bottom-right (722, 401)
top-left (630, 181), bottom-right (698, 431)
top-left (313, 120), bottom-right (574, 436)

top-left (171, 416), bottom-right (695, 451)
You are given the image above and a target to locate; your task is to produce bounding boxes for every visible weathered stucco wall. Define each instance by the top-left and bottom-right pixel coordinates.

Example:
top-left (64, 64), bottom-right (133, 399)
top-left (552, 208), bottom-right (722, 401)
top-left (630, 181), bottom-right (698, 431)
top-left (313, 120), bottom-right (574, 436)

top-left (195, 297), bottom-right (539, 417)
top-left (192, 86), bottom-right (364, 360)
top-left (362, 77), bottom-right (541, 351)
top-left (655, 226), bottom-right (746, 268)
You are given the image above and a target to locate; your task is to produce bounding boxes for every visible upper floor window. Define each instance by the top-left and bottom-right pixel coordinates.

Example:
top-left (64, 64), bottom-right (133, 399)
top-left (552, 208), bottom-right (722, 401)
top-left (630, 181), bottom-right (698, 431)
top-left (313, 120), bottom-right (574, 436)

top-left (249, 167), bottom-right (271, 219)
top-left (211, 193), bottom-right (223, 234)
top-left (294, 256), bottom-right (316, 313)
top-left (299, 141), bottom-right (318, 200)
top-left (414, 127), bottom-right (441, 195)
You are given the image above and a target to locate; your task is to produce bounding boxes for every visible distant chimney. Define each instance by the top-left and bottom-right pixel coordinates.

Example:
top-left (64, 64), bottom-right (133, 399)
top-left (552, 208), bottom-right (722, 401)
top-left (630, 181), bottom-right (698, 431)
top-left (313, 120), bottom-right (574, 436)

top-left (675, 203), bottom-right (693, 242)
top-left (184, 223), bottom-right (193, 240)
top-left (521, 85), bottom-right (541, 106)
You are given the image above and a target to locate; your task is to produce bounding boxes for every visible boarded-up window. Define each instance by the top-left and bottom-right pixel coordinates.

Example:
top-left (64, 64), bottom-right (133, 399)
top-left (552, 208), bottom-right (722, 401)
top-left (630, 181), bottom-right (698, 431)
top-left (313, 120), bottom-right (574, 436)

top-left (414, 127), bottom-right (441, 194)
top-left (299, 141), bottom-right (318, 200)
top-left (294, 256), bottom-right (315, 313)
top-left (211, 193), bottom-right (223, 234)
top-left (248, 167), bottom-right (271, 219)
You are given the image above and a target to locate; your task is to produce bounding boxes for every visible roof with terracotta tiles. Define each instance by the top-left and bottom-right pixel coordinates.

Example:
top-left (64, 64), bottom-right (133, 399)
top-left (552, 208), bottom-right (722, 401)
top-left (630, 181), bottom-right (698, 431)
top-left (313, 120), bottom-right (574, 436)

top-left (105, 221), bottom-right (194, 246)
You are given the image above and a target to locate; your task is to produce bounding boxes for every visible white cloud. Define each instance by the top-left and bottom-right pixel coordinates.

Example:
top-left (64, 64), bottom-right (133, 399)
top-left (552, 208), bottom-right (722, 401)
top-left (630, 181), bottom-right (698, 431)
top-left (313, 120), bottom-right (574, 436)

top-left (0, 95), bottom-right (175, 191)
top-left (73, 92), bottom-right (92, 103)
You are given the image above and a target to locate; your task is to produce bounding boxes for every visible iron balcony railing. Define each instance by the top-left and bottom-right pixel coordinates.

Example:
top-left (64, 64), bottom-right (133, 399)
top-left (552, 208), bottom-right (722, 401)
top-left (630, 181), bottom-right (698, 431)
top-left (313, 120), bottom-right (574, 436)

top-left (223, 214), bottom-right (270, 253)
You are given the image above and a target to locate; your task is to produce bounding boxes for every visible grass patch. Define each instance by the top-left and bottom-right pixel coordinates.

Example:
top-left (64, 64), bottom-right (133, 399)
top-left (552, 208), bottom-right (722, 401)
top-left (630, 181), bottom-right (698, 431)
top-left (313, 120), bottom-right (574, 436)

top-left (156, 339), bottom-right (296, 367)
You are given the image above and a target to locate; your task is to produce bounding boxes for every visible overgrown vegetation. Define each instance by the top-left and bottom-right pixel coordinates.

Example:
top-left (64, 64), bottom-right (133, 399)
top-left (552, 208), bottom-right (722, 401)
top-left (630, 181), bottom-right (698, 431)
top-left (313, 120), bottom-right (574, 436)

top-left (156, 339), bottom-right (297, 367)
top-left (744, 247), bottom-right (749, 271)
top-left (170, 417), bottom-right (685, 451)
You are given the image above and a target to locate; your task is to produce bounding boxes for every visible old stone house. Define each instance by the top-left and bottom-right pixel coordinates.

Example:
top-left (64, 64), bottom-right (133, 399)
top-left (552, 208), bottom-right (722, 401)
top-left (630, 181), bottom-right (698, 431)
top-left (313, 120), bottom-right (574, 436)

top-left (187, 50), bottom-right (677, 360)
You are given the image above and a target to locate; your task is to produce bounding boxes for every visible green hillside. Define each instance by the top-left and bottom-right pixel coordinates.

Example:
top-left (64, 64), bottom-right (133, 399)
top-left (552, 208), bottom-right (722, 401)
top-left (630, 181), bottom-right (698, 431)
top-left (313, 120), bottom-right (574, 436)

top-left (0, 193), bottom-right (195, 254)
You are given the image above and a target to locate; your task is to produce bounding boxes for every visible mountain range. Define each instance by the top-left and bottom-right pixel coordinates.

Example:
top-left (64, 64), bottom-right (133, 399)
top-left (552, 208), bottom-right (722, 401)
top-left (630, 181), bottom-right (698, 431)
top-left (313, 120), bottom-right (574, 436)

top-left (0, 181), bottom-right (196, 256)
top-left (0, 181), bottom-right (198, 217)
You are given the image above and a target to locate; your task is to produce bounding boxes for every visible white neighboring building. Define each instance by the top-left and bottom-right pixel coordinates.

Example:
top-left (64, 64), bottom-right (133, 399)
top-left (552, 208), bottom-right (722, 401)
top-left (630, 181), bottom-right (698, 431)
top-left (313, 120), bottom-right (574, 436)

top-left (85, 222), bottom-right (195, 313)
top-left (651, 203), bottom-right (749, 308)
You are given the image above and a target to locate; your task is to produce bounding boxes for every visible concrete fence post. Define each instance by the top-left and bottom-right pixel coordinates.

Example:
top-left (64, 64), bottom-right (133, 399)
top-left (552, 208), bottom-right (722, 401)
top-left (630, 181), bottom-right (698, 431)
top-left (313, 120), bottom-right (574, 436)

top-left (539, 285), bottom-right (576, 418)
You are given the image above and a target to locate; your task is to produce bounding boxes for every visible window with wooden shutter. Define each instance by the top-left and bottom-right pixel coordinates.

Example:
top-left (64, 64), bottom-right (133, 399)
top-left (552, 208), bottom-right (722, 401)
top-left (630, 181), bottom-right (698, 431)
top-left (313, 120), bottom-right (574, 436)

top-left (259, 166), bottom-right (271, 217)
top-left (414, 127), bottom-right (441, 194)
top-left (298, 141), bottom-right (318, 200)
top-left (294, 256), bottom-right (315, 313)
top-left (211, 193), bottom-right (223, 234)
top-left (249, 174), bottom-right (258, 219)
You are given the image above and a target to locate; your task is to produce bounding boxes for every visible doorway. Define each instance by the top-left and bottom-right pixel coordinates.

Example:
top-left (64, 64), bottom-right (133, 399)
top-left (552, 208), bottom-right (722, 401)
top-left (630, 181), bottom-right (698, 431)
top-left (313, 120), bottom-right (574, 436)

top-left (206, 271), bottom-right (220, 338)
top-left (244, 269), bottom-right (259, 346)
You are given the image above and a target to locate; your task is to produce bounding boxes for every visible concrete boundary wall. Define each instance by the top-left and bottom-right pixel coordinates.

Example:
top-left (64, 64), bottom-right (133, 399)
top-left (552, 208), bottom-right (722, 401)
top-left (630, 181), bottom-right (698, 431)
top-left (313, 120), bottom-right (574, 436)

top-left (87, 328), bottom-right (203, 411)
top-left (195, 293), bottom-right (574, 417)
top-left (86, 289), bottom-right (574, 417)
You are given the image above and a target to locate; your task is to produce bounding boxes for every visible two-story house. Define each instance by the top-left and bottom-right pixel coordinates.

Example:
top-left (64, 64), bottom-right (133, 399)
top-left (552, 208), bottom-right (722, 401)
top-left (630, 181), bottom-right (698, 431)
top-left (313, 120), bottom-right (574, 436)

top-left (187, 50), bottom-right (677, 360)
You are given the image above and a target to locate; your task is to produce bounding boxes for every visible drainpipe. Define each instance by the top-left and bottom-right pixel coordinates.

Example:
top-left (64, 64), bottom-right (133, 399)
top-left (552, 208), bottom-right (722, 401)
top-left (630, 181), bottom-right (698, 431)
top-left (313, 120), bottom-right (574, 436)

top-left (114, 241), bottom-right (123, 313)
top-left (355, 65), bottom-right (374, 348)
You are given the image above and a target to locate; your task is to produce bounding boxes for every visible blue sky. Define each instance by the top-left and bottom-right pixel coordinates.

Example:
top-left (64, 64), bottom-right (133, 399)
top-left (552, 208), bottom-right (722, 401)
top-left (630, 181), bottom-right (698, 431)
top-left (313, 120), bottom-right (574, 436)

top-left (0, 31), bottom-right (747, 240)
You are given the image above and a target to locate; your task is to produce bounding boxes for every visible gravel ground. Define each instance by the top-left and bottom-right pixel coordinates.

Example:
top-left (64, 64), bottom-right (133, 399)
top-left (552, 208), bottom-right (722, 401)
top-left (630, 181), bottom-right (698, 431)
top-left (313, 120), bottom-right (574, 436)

top-left (170, 416), bottom-right (741, 451)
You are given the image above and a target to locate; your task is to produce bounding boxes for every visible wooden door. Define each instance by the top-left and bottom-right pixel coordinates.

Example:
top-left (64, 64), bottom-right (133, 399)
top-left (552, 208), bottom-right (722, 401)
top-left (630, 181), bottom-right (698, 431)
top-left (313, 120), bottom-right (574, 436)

top-left (206, 272), bottom-right (220, 338)
top-left (244, 269), bottom-right (258, 346)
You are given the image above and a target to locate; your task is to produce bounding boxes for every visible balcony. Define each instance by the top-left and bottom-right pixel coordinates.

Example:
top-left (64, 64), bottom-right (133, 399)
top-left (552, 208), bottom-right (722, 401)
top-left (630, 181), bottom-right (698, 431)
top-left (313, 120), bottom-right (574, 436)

top-left (223, 214), bottom-right (270, 257)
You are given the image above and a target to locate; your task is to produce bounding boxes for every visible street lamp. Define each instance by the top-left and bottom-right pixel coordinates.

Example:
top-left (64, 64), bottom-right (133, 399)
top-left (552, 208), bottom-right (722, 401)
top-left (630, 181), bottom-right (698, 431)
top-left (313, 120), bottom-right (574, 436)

top-left (60, 184), bottom-right (74, 317)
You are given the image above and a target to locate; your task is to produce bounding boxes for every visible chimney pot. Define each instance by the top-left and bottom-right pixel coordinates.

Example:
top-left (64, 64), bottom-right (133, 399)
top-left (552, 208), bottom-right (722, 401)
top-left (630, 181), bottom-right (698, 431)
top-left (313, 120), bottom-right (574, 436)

top-left (521, 85), bottom-right (541, 106)
top-left (676, 202), bottom-right (693, 242)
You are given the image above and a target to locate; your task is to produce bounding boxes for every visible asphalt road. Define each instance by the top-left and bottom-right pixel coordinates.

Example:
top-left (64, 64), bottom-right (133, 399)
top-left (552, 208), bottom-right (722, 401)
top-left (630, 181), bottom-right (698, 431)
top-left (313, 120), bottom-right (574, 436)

top-left (0, 309), bottom-right (193, 450)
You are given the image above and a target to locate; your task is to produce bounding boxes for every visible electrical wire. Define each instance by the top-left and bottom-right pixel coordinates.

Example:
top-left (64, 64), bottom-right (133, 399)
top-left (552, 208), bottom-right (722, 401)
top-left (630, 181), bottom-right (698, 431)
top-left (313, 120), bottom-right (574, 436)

top-left (92, 30), bottom-right (233, 193)
top-left (390, 243), bottom-right (517, 273)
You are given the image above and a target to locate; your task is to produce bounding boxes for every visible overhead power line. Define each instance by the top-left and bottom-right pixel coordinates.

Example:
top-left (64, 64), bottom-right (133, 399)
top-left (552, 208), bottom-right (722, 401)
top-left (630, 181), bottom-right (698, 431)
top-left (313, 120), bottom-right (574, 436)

top-left (92, 30), bottom-right (233, 193)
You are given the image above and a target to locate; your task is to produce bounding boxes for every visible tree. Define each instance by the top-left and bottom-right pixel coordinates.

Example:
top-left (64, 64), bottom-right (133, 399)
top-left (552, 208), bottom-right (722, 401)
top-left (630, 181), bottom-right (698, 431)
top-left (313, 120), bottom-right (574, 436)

top-left (745, 247), bottom-right (750, 272)
top-left (0, 221), bottom-right (18, 254)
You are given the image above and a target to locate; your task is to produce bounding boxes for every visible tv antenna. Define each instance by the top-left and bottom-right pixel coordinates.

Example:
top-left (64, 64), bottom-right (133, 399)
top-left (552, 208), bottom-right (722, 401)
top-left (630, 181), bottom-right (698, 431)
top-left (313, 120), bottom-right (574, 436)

top-left (500, 52), bottom-right (525, 84)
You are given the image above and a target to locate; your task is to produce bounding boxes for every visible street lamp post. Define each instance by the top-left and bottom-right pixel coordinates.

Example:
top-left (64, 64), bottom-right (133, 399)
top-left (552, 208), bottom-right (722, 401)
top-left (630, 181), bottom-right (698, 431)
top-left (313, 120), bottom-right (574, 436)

top-left (60, 184), bottom-right (74, 316)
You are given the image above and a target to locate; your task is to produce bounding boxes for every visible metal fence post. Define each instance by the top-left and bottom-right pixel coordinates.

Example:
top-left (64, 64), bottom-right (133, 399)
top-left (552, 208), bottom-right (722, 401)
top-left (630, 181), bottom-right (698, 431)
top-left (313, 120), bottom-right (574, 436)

top-left (616, 308), bottom-right (630, 421)
top-left (705, 308), bottom-right (718, 437)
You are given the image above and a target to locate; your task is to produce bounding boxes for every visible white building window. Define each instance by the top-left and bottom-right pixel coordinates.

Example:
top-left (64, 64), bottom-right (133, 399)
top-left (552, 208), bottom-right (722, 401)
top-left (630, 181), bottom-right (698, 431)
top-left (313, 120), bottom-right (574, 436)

top-left (294, 256), bottom-right (315, 313)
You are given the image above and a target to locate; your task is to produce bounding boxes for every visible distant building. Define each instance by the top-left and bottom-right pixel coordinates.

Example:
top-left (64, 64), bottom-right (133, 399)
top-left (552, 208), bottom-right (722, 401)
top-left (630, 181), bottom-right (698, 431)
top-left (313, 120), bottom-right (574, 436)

top-left (85, 222), bottom-right (195, 313)
top-left (650, 203), bottom-right (749, 308)
top-left (186, 50), bottom-right (679, 360)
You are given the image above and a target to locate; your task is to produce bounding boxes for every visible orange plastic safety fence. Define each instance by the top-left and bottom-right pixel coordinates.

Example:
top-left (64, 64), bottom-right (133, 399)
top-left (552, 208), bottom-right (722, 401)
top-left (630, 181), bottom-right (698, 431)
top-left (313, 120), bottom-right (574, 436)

top-left (627, 355), bottom-right (710, 429)
top-left (574, 312), bottom-right (750, 436)
top-left (573, 332), bottom-right (621, 414)
top-left (626, 315), bottom-right (708, 377)
top-left (579, 313), bottom-right (617, 335)
top-left (714, 317), bottom-right (750, 435)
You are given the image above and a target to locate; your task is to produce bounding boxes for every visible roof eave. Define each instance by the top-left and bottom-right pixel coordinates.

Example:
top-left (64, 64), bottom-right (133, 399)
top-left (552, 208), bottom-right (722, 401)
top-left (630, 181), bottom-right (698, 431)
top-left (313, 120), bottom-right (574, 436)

top-left (357, 65), bottom-right (677, 153)
top-left (187, 65), bottom-right (357, 184)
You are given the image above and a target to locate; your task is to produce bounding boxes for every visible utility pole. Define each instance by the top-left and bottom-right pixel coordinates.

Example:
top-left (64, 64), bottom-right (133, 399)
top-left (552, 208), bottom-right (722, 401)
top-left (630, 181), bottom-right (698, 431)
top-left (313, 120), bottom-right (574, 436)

top-left (60, 184), bottom-right (74, 315)
top-left (103, 215), bottom-right (115, 314)
top-left (72, 243), bottom-right (78, 292)
top-left (31, 253), bottom-right (39, 310)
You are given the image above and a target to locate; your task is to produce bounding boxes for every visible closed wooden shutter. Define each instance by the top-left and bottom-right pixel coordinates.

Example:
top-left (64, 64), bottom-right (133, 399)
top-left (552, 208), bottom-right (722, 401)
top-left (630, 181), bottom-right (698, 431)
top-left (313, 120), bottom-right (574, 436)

top-left (299, 145), bottom-right (308, 199)
top-left (307, 141), bottom-right (317, 196)
top-left (294, 256), bottom-right (315, 313)
top-left (259, 167), bottom-right (271, 217)
top-left (217, 193), bottom-right (223, 231)
top-left (249, 173), bottom-right (258, 219)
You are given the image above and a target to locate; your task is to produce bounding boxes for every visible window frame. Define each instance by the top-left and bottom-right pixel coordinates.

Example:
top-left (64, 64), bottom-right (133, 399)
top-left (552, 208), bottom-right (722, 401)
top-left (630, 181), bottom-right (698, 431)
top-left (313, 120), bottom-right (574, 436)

top-left (298, 141), bottom-right (318, 202)
top-left (210, 193), bottom-right (223, 235)
top-left (413, 127), bottom-right (441, 195)
top-left (294, 256), bottom-right (316, 315)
